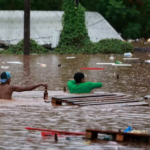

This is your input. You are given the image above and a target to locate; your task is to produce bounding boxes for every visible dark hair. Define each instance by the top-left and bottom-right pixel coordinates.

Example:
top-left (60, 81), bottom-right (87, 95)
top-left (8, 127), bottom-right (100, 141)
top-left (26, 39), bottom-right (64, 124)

top-left (74, 72), bottom-right (84, 83)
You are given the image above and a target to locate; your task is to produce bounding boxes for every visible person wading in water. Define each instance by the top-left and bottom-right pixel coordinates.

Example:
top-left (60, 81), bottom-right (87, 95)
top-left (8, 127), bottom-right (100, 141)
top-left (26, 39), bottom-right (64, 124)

top-left (67, 72), bottom-right (103, 93)
top-left (0, 71), bottom-right (47, 100)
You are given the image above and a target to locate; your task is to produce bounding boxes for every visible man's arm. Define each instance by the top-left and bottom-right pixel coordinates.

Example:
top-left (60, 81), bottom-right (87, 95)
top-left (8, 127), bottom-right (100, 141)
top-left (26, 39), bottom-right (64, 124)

top-left (90, 82), bottom-right (103, 90)
top-left (11, 84), bottom-right (47, 92)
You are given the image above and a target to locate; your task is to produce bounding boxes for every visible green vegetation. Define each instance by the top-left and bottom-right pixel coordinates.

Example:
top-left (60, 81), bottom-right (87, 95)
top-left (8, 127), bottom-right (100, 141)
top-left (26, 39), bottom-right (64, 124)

top-left (56, 0), bottom-right (92, 53)
top-left (80, 0), bottom-right (150, 39)
top-left (56, 38), bottom-right (133, 54)
top-left (0, 39), bottom-right (48, 54)
top-left (0, 0), bottom-right (149, 39)
top-left (0, 0), bottom-right (133, 55)
top-left (55, 0), bottom-right (133, 54)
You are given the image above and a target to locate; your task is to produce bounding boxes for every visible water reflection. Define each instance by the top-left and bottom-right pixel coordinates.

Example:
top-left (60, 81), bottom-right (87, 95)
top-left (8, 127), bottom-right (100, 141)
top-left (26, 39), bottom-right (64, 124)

top-left (23, 55), bottom-right (31, 85)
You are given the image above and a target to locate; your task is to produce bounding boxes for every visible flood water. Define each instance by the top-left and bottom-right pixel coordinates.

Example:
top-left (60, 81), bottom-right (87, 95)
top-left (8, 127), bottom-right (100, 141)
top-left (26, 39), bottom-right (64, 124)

top-left (0, 52), bottom-right (150, 149)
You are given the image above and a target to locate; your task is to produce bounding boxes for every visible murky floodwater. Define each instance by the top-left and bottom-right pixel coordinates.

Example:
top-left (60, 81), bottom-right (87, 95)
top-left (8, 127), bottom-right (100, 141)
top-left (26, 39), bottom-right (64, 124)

top-left (1, 52), bottom-right (150, 97)
top-left (0, 52), bottom-right (150, 149)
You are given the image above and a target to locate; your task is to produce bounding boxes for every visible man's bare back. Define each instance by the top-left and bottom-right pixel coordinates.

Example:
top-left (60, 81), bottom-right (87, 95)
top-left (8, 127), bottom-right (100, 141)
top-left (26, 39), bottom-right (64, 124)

top-left (0, 71), bottom-right (47, 100)
top-left (0, 84), bottom-right (14, 99)
top-left (0, 84), bottom-right (47, 100)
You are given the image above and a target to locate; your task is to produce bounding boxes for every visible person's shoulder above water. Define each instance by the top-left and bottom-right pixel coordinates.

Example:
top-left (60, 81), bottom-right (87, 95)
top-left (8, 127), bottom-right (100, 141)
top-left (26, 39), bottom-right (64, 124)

top-left (0, 71), bottom-right (48, 100)
top-left (67, 80), bottom-right (76, 85)
top-left (67, 72), bottom-right (103, 94)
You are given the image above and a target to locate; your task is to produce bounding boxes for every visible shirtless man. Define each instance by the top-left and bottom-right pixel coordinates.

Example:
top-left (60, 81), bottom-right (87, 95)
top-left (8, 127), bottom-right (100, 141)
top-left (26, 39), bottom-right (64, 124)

top-left (0, 71), bottom-right (47, 100)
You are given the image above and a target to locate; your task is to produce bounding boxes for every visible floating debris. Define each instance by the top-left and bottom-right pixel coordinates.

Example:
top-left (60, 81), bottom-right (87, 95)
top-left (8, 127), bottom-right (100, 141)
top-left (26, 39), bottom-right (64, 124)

top-left (127, 39), bottom-right (134, 43)
top-left (115, 61), bottom-right (122, 64)
top-left (63, 87), bottom-right (66, 92)
top-left (40, 64), bottom-right (47, 67)
top-left (7, 61), bottom-right (23, 64)
top-left (1, 66), bottom-right (9, 69)
top-left (117, 74), bottom-right (119, 80)
top-left (81, 68), bottom-right (105, 70)
top-left (55, 133), bottom-right (58, 142)
top-left (107, 141), bottom-right (118, 145)
top-left (96, 63), bottom-right (115, 65)
top-left (109, 56), bottom-right (114, 60)
top-left (124, 53), bottom-right (133, 57)
top-left (124, 126), bottom-right (133, 133)
top-left (112, 64), bottom-right (132, 66)
top-left (84, 141), bottom-right (91, 145)
top-left (130, 130), bottom-right (148, 134)
top-left (144, 95), bottom-right (150, 99)
top-left (145, 60), bottom-right (150, 63)
top-left (66, 137), bottom-right (79, 140)
top-left (66, 57), bottom-right (75, 59)
top-left (58, 64), bottom-right (61, 67)
top-left (123, 58), bottom-right (139, 60)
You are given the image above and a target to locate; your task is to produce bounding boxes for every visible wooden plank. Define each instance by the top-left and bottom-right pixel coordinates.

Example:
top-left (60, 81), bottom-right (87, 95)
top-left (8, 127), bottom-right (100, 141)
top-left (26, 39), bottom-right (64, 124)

top-left (51, 94), bottom-right (119, 104)
top-left (86, 129), bottom-right (150, 140)
top-left (69, 99), bottom-right (139, 105)
top-left (79, 101), bottom-right (149, 107)
top-left (64, 98), bottom-right (134, 104)
top-left (61, 96), bottom-right (131, 102)
top-left (79, 102), bottom-right (149, 108)
top-left (52, 94), bottom-right (117, 100)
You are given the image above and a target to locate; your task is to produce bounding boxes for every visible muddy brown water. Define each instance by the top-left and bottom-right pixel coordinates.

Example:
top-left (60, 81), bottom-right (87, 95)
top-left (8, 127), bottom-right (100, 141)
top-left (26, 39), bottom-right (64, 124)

top-left (0, 52), bottom-right (150, 149)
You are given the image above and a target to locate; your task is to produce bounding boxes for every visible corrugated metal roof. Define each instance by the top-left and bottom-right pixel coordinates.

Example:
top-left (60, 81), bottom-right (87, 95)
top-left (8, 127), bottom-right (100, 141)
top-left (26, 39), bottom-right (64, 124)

top-left (0, 11), bottom-right (122, 47)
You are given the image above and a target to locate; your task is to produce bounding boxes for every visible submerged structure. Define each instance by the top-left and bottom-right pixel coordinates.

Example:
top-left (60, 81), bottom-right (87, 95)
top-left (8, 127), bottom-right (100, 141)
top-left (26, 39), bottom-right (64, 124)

top-left (0, 11), bottom-right (122, 47)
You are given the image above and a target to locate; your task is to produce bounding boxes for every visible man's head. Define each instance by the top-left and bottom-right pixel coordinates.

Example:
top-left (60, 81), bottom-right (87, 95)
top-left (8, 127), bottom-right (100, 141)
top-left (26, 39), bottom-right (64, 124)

top-left (74, 72), bottom-right (85, 83)
top-left (0, 72), bottom-right (11, 84)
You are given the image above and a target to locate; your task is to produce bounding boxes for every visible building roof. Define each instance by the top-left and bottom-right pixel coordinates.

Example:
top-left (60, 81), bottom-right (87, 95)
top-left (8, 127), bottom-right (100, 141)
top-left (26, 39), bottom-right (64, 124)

top-left (0, 11), bottom-right (122, 47)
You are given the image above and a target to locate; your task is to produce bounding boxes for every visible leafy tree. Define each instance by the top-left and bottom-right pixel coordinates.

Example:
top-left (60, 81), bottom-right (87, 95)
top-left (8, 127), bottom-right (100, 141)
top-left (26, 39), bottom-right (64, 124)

top-left (31, 0), bottom-right (62, 10)
top-left (56, 0), bottom-right (133, 54)
top-left (0, 0), bottom-right (24, 10)
top-left (57, 0), bottom-right (91, 51)
top-left (122, 22), bottom-right (141, 39)
top-left (0, 0), bottom-right (149, 38)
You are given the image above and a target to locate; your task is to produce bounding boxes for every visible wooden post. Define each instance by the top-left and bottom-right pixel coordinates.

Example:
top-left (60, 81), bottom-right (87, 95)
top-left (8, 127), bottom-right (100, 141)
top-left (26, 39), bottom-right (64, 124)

top-left (24, 0), bottom-right (30, 55)
top-left (116, 134), bottom-right (124, 141)
top-left (86, 131), bottom-right (98, 139)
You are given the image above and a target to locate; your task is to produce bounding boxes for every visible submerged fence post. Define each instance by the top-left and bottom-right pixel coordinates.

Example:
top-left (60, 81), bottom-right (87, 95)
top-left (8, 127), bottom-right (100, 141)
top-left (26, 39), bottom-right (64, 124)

top-left (24, 0), bottom-right (30, 55)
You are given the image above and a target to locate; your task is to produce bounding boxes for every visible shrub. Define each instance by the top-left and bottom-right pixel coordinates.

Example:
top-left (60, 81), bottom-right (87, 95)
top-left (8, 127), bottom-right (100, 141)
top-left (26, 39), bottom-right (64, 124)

top-left (57, 0), bottom-right (91, 53)
top-left (55, 0), bottom-right (133, 54)
top-left (56, 38), bottom-right (133, 54)
top-left (0, 39), bottom-right (48, 54)
top-left (97, 39), bottom-right (133, 54)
